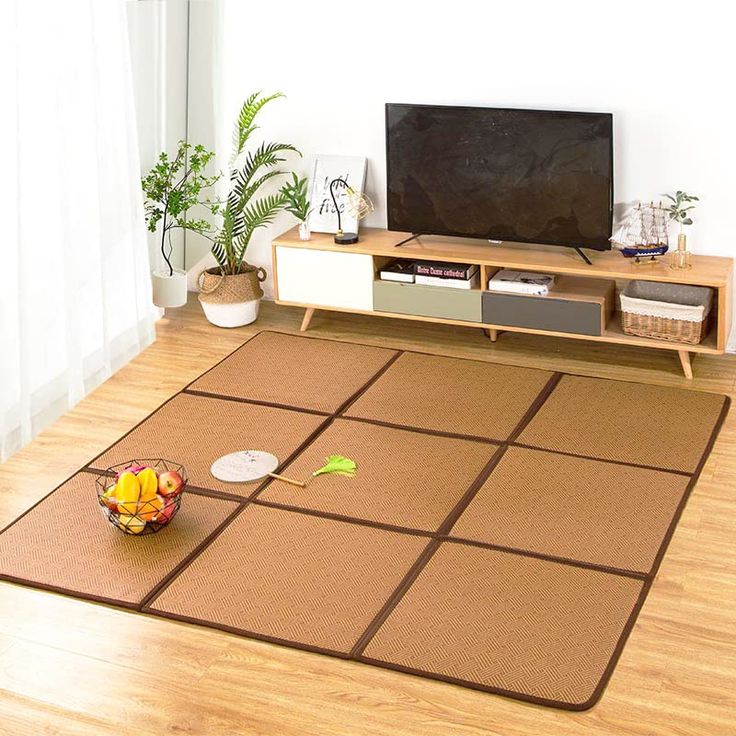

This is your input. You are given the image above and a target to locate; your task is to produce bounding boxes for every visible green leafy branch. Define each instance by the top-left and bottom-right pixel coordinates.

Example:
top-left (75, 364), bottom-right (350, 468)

top-left (664, 190), bottom-right (699, 228)
top-left (142, 141), bottom-right (222, 276)
top-left (281, 173), bottom-right (311, 222)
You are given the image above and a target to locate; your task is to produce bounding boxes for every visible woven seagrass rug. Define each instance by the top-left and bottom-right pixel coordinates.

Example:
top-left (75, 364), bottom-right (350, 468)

top-left (0, 331), bottom-right (728, 710)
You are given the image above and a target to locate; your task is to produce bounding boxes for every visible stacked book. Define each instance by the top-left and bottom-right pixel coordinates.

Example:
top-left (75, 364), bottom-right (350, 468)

top-left (415, 261), bottom-right (479, 289)
top-left (379, 259), bottom-right (479, 289)
top-left (487, 269), bottom-right (555, 296)
top-left (378, 259), bottom-right (416, 283)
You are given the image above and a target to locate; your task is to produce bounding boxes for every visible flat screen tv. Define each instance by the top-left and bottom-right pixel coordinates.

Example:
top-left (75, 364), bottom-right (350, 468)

top-left (385, 103), bottom-right (613, 251)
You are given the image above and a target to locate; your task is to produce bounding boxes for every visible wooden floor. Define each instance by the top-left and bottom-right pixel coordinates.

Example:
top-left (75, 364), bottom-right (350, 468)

top-left (1, 298), bottom-right (735, 736)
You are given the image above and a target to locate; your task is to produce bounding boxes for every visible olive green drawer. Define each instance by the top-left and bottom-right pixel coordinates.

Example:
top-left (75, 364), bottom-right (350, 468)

top-left (373, 281), bottom-right (482, 322)
top-left (481, 292), bottom-right (603, 336)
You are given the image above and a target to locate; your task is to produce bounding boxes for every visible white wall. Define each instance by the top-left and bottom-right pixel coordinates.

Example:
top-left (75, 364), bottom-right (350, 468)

top-left (203, 0), bottom-right (735, 344)
top-left (126, 0), bottom-right (189, 272)
top-left (185, 0), bottom-right (222, 284)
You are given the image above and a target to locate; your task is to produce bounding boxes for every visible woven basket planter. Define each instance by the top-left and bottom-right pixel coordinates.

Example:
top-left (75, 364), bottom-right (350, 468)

top-left (197, 264), bottom-right (267, 328)
top-left (620, 281), bottom-right (713, 345)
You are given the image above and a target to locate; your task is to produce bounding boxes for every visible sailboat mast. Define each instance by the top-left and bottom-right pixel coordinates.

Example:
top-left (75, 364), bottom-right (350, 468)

top-left (660, 201), bottom-right (669, 247)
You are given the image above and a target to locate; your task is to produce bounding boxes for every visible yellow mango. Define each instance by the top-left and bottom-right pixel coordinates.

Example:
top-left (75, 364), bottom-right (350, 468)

top-left (116, 471), bottom-right (141, 515)
top-left (137, 467), bottom-right (158, 502)
top-left (136, 494), bottom-right (164, 522)
top-left (118, 514), bottom-right (146, 535)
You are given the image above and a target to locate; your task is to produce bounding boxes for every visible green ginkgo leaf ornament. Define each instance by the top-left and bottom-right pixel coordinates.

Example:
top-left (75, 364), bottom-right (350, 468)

top-left (311, 455), bottom-right (357, 479)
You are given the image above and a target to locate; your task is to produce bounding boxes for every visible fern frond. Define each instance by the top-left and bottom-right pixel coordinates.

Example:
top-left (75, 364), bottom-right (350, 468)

top-left (215, 207), bottom-right (238, 270)
top-left (238, 91), bottom-right (262, 122)
top-left (233, 92), bottom-right (285, 156)
top-left (226, 190), bottom-right (240, 213)
top-left (231, 192), bottom-right (288, 264)
top-left (242, 192), bottom-right (289, 230)
top-left (230, 91), bottom-right (260, 159)
top-left (211, 240), bottom-right (228, 270)
top-left (233, 169), bottom-right (285, 205)
top-left (236, 142), bottom-right (298, 193)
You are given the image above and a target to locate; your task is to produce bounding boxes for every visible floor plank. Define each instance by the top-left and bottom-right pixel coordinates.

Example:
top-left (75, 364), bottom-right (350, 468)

top-left (1, 297), bottom-right (735, 735)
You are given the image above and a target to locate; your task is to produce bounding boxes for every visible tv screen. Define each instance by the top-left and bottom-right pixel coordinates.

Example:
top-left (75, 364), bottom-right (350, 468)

top-left (385, 104), bottom-right (613, 251)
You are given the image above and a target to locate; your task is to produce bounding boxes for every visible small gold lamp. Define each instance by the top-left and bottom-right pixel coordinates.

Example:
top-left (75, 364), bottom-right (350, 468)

top-left (329, 177), bottom-right (374, 245)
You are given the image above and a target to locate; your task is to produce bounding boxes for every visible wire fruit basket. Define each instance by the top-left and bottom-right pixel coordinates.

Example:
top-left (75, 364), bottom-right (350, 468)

top-left (95, 459), bottom-right (187, 535)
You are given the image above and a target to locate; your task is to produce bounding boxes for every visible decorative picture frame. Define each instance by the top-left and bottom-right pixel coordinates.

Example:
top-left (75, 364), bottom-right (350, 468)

top-left (307, 155), bottom-right (367, 234)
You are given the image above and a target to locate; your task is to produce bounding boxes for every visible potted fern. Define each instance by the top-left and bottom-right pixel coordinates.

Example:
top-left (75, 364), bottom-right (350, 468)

top-left (198, 92), bottom-right (298, 327)
top-left (142, 142), bottom-right (220, 308)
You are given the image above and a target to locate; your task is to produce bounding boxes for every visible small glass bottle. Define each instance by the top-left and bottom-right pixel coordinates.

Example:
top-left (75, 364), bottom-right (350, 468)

top-left (670, 232), bottom-right (691, 269)
top-left (298, 220), bottom-right (311, 241)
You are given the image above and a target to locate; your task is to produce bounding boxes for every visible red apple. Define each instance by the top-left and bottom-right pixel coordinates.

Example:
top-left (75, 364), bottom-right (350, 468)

top-left (153, 497), bottom-right (177, 525)
top-left (158, 470), bottom-right (184, 497)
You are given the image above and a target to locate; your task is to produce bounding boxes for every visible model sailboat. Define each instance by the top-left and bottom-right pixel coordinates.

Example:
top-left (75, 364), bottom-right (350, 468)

top-left (610, 202), bottom-right (670, 262)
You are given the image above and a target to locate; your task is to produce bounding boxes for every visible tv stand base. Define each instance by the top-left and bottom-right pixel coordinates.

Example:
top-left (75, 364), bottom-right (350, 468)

top-left (394, 233), bottom-right (420, 248)
top-left (574, 247), bottom-right (593, 265)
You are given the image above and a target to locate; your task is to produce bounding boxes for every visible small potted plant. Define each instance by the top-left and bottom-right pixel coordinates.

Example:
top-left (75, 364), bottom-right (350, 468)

top-left (281, 173), bottom-right (312, 240)
top-left (198, 92), bottom-right (299, 327)
top-left (665, 190), bottom-right (698, 270)
top-left (142, 142), bottom-right (221, 308)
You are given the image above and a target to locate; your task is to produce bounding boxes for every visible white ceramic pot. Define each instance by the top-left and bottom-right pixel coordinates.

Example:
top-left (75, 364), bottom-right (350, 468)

top-left (200, 298), bottom-right (261, 328)
top-left (151, 269), bottom-right (188, 308)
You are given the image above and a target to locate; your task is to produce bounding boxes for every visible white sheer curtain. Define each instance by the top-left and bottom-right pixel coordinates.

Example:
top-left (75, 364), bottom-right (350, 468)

top-left (0, 0), bottom-right (158, 462)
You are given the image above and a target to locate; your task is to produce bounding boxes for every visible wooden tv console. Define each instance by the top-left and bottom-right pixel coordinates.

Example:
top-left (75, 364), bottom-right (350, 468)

top-left (271, 226), bottom-right (733, 378)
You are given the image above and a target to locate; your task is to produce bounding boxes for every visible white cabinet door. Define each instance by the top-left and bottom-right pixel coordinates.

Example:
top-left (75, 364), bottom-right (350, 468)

top-left (275, 246), bottom-right (374, 311)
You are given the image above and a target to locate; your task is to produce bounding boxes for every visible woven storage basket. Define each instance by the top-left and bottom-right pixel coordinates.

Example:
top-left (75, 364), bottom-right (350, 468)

top-left (620, 281), bottom-right (713, 345)
top-left (197, 265), bottom-right (266, 305)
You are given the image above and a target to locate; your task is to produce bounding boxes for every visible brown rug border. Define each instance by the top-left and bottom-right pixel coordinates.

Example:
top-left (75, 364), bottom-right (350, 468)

top-left (0, 328), bottom-right (729, 712)
top-left (0, 466), bottom-right (244, 609)
top-left (356, 559), bottom-right (654, 711)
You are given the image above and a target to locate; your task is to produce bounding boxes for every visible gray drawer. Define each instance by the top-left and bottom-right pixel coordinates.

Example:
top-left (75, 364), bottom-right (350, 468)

top-left (374, 281), bottom-right (482, 322)
top-left (482, 292), bottom-right (603, 336)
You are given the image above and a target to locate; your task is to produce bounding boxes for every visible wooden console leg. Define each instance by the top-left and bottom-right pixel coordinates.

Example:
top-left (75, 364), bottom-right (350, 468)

top-left (678, 350), bottom-right (693, 380)
top-left (485, 329), bottom-right (499, 343)
top-left (300, 307), bottom-right (315, 332)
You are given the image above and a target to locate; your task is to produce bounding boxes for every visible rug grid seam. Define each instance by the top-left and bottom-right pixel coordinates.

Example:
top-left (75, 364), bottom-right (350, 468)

top-left (345, 371), bottom-right (567, 661)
